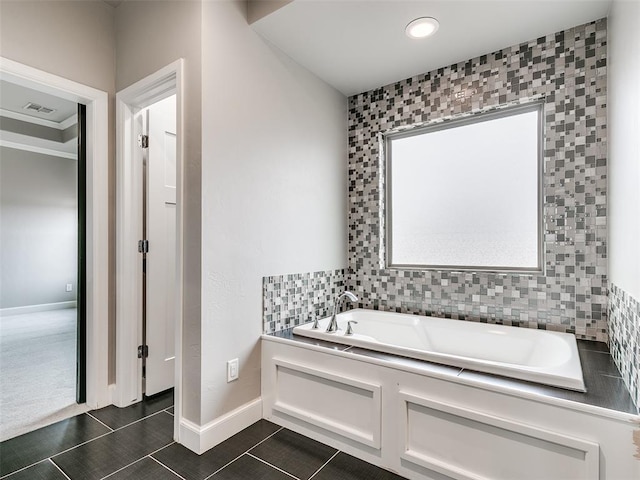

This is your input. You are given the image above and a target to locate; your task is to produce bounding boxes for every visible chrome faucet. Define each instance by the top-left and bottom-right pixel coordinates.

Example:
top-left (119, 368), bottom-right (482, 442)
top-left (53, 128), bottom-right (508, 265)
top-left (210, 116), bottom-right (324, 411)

top-left (326, 291), bottom-right (358, 333)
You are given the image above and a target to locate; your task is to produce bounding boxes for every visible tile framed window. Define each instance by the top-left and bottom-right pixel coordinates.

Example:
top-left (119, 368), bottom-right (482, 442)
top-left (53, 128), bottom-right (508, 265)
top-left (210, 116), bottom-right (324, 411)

top-left (382, 101), bottom-right (544, 273)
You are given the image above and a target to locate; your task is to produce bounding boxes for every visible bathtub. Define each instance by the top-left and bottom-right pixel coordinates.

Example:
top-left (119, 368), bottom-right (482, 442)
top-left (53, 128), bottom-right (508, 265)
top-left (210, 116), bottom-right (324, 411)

top-left (292, 309), bottom-right (586, 392)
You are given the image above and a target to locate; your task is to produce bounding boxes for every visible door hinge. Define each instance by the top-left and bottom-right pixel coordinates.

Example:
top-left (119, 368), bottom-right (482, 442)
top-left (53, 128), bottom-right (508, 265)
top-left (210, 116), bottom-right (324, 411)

top-left (137, 134), bottom-right (149, 149)
top-left (137, 345), bottom-right (149, 359)
top-left (138, 239), bottom-right (149, 253)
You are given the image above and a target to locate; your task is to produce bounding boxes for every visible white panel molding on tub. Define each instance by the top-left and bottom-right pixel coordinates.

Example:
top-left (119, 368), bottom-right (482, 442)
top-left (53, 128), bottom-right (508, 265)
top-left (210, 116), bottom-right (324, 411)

top-left (262, 336), bottom-right (639, 480)
top-left (272, 358), bottom-right (382, 448)
top-left (398, 392), bottom-right (600, 480)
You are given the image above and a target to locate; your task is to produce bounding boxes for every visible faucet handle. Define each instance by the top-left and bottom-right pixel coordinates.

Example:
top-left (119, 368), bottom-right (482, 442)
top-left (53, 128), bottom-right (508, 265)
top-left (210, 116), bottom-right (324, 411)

top-left (345, 320), bottom-right (358, 336)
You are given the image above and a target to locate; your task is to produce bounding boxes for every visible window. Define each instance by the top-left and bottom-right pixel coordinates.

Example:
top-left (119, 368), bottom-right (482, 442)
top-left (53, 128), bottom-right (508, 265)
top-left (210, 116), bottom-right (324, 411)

top-left (384, 102), bottom-right (543, 272)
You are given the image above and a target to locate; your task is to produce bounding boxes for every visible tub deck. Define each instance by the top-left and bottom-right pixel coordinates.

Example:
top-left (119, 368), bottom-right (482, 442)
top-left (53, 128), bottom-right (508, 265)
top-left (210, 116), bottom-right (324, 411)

top-left (270, 327), bottom-right (636, 415)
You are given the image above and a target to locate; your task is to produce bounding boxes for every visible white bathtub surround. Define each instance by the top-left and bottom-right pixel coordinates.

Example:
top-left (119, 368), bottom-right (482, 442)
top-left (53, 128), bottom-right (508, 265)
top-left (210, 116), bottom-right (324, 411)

top-left (262, 335), bottom-right (639, 480)
top-left (293, 309), bottom-right (585, 392)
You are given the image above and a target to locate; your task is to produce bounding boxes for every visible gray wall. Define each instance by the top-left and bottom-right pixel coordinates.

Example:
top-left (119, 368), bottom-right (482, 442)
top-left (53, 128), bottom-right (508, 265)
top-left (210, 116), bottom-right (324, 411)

top-left (608, 0), bottom-right (640, 300)
top-left (607, 0), bottom-right (640, 409)
top-left (115, 0), bottom-right (348, 430)
top-left (200, 0), bottom-right (347, 425)
top-left (247, 0), bottom-right (292, 24)
top-left (0, 0), bottom-right (116, 94)
top-left (0, 0), bottom-right (117, 379)
top-left (115, 0), bottom-right (203, 424)
top-left (0, 117), bottom-right (68, 143)
top-left (0, 147), bottom-right (77, 309)
top-left (348, 20), bottom-right (608, 342)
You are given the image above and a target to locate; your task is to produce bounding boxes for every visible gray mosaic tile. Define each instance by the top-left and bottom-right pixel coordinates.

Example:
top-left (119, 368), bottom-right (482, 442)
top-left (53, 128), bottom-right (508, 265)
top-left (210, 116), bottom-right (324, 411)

top-left (347, 19), bottom-right (608, 342)
top-left (263, 269), bottom-right (345, 334)
top-left (608, 283), bottom-right (640, 409)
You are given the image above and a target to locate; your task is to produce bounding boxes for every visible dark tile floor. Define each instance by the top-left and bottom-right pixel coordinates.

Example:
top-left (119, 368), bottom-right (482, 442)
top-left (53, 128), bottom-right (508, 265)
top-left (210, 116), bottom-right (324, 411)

top-left (0, 390), bottom-right (406, 480)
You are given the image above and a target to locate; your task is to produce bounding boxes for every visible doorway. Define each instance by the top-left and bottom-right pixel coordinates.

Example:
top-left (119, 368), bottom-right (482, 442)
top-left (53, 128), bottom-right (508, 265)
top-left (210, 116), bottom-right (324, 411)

top-left (0, 57), bottom-right (110, 439)
top-left (115, 60), bottom-right (184, 439)
top-left (0, 85), bottom-right (85, 439)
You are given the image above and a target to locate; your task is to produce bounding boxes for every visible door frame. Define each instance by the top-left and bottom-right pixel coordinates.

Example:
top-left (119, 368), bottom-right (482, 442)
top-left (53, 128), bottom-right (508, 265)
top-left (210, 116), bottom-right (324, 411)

top-left (115, 60), bottom-right (184, 438)
top-left (0, 57), bottom-right (110, 410)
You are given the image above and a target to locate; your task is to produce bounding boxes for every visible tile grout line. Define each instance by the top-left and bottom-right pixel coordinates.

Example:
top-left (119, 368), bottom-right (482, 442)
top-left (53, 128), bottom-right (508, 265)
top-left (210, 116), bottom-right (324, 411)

top-left (49, 458), bottom-right (72, 480)
top-left (97, 442), bottom-right (177, 480)
top-left (48, 410), bottom-right (170, 462)
top-left (0, 401), bottom-right (174, 479)
top-left (100, 404), bottom-right (175, 432)
top-left (100, 409), bottom-right (171, 434)
top-left (0, 459), bottom-right (51, 480)
top-left (148, 455), bottom-right (187, 480)
top-left (86, 412), bottom-right (115, 431)
top-left (246, 452), bottom-right (301, 480)
top-left (203, 426), bottom-right (285, 480)
top-left (0, 410), bottom-right (119, 480)
top-left (0, 463), bottom-right (30, 479)
top-left (308, 450), bottom-right (340, 480)
top-left (97, 460), bottom-right (143, 480)
top-left (148, 441), bottom-right (176, 458)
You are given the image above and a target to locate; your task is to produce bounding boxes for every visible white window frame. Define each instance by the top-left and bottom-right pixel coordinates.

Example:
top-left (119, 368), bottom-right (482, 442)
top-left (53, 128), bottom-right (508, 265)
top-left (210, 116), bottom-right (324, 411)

top-left (383, 102), bottom-right (544, 273)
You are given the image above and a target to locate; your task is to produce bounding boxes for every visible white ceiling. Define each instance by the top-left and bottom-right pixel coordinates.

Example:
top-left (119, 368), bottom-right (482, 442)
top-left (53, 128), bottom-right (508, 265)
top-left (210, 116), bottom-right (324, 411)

top-left (252, 0), bottom-right (613, 96)
top-left (0, 80), bottom-right (77, 124)
top-left (0, 80), bottom-right (77, 158)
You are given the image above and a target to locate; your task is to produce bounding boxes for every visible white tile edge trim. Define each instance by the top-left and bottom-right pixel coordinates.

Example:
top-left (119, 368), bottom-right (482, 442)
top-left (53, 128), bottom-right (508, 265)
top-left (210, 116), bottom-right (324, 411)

top-left (178, 398), bottom-right (262, 455)
top-left (0, 301), bottom-right (77, 316)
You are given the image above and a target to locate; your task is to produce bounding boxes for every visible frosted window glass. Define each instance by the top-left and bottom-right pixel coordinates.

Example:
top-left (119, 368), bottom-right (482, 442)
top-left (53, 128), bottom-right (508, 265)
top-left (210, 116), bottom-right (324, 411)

top-left (387, 106), bottom-right (541, 271)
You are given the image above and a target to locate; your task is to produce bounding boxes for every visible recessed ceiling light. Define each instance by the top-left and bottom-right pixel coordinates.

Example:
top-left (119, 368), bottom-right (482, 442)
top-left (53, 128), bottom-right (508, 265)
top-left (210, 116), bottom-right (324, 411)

top-left (405, 17), bottom-right (439, 39)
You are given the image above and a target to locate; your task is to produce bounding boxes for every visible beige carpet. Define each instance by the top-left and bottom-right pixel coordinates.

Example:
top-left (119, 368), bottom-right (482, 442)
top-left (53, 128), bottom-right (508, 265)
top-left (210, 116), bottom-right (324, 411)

top-left (0, 308), bottom-right (87, 441)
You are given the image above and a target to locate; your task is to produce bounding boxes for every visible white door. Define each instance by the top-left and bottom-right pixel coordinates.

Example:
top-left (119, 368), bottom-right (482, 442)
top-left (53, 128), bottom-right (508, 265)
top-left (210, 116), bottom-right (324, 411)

top-left (145, 95), bottom-right (177, 396)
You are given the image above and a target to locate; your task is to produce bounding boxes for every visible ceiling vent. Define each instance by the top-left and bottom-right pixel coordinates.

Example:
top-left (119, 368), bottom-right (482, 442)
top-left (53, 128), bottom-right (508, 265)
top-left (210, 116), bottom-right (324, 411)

top-left (23, 102), bottom-right (56, 115)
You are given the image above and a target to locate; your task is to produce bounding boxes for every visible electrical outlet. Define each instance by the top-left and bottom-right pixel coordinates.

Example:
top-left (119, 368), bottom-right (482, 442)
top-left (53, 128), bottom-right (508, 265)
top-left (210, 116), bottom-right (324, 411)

top-left (227, 358), bottom-right (239, 382)
top-left (66, 283), bottom-right (73, 292)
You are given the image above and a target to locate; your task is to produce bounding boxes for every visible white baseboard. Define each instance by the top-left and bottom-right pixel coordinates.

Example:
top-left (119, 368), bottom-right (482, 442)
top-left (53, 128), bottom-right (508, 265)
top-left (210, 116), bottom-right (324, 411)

top-left (0, 301), bottom-right (77, 317)
top-left (104, 384), bottom-right (117, 410)
top-left (179, 398), bottom-right (262, 455)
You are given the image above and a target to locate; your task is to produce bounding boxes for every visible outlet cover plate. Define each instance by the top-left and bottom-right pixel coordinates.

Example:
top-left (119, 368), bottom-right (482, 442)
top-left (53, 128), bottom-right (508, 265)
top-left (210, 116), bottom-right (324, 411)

top-left (227, 358), bottom-right (239, 382)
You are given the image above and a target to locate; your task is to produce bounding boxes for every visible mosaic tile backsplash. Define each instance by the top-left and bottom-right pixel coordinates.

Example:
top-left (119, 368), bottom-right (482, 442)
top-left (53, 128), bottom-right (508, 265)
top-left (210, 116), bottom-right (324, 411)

top-left (263, 269), bottom-right (345, 334)
top-left (608, 284), bottom-right (640, 409)
top-left (347, 19), bottom-right (608, 341)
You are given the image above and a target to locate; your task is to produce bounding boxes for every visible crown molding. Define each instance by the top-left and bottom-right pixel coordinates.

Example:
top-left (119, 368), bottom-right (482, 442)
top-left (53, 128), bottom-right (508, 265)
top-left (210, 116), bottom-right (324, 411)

top-left (59, 113), bottom-right (78, 130)
top-left (0, 139), bottom-right (77, 160)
